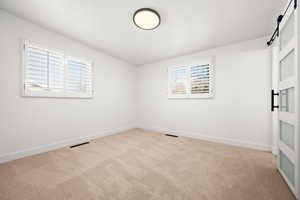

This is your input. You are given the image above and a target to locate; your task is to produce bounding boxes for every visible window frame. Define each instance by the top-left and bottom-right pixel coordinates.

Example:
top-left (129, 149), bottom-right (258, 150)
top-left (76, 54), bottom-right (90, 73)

top-left (22, 40), bottom-right (94, 99)
top-left (168, 58), bottom-right (214, 99)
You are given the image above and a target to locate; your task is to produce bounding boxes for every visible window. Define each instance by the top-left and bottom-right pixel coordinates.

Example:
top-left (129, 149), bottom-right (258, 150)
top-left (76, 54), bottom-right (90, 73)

top-left (66, 58), bottom-right (92, 95)
top-left (23, 41), bottom-right (93, 98)
top-left (168, 66), bottom-right (189, 98)
top-left (168, 59), bottom-right (214, 98)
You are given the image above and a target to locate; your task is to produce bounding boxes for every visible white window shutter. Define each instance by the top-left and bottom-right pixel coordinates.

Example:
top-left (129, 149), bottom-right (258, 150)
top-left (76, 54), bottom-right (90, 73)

top-left (190, 64), bottom-right (210, 94)
top-left (23, 41), bottom-right (93, 98)
top-left (168, 66), bottom-right (189, 98)
top-left (25, 46), bottom-right (48, 90)
top-left (48, 53), bottom-right (65, 92)
top-left (168, 59), bottom-right (214, 99)
top-left (24, 45), bottom-right (64, 92)
top-left (66, 58), bottom-right (93, 96)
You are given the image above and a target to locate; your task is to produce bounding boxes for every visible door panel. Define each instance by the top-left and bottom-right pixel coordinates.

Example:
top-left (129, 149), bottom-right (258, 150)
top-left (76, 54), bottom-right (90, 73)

top-left (280, 11), bottom-right (294, 50)
top-left (280, 150), bottom-right (296, 186)
top-left (276, 1), bottom-right (299, 198)
top-left (280, 120), bottom-right (295, 149)
top-left (280, 87), bottom-right (295, 113)
top-left (280, 50), bottom-right (295, 81)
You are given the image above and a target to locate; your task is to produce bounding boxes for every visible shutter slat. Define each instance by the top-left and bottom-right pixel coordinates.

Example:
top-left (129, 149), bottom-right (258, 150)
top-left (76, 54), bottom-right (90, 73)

top-left (24, 43), bottom-right (93, 97)
top-left (170, 67), bottom-right (188, 95)
top-left (66, 59), bottom-right (92, 93)
top-left (25, 45), bottom-right (64, 92)
top-left (190, 64), bottom-right (210, 94)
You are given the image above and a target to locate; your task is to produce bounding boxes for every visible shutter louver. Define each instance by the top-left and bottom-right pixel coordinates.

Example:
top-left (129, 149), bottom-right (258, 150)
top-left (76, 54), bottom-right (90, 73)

top-left (48, 53), bottom-right (65, 92)
top-left (191, 64), bottom-right (210, 94)
top-left (23, 41), bottom-right (93, 98)
top-left (66, 59), bottom-right (92, 94)
top-left (170, 67), bottom-right (188, 95)
top-left (168, 60), bottom-right (213, 98)
top-left (25, 46), bottom-right (64, 92)
top-left (25, 47), bottom-right (48, 90)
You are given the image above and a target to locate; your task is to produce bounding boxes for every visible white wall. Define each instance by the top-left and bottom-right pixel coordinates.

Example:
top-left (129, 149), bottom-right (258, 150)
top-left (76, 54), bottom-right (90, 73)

top-left (0, 8), bottom-right (273, 164)
top-left (137, 37), bottom-right (272, 151)
top-left (0, 10), bottom-right (137, 163)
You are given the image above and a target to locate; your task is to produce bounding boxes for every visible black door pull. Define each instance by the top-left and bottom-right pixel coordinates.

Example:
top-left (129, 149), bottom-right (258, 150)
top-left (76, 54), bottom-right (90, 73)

top-left (271, 90), bottom-right (279, 112)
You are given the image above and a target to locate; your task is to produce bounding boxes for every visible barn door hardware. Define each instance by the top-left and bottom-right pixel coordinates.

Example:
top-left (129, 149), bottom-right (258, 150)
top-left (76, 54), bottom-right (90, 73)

top-left (271, 90), bottom-right (279, 112)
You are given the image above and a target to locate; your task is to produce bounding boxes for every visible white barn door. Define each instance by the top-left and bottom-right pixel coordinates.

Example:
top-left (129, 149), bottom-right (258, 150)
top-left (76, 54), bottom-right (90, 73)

top-left (275, 0), bottom-right (299, 198)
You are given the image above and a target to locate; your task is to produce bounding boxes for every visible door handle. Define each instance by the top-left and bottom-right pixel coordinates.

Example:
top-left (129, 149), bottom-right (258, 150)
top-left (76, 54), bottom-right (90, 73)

top-left (271, 89), bottom-right (279, 112)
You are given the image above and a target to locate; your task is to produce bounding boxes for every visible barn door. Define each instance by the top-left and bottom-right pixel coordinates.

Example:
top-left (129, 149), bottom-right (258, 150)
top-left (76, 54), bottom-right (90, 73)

top-left (275, 0), bottom-right (299, 198)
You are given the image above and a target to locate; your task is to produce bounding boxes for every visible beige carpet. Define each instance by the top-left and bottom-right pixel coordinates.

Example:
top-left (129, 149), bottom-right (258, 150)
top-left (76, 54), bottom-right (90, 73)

top-left (0, 129), bottom-right (296, 200)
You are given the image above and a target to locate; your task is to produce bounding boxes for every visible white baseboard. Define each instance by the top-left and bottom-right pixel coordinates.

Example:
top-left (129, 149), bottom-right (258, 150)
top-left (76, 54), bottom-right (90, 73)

top-left (0, 124), bottom-right (137, 164)
top-left (139, 126), bottom-right (272, 151)
top-left (272, 147), bottom-right (279, 155)
top-left (0, 124), bottom-right (271, 164)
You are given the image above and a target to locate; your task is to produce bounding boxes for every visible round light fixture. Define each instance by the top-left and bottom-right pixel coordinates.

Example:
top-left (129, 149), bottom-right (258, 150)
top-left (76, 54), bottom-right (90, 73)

top-left (133, 8), bottom-right (161, 30)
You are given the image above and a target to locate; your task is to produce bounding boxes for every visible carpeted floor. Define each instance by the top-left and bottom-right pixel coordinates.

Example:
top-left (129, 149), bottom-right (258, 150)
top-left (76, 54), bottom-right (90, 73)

top-left (0, 129), bottom-right (296, 200)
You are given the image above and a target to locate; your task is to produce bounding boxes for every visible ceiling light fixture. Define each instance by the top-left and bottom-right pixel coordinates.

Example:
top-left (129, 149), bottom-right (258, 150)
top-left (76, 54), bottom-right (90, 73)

top-left (133, 8), bottom-right (161, 30)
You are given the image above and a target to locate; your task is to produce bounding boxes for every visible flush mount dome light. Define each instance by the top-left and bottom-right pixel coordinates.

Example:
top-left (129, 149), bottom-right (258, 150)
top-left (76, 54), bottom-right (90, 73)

top-left (133, 8), bottom-right (161, 30)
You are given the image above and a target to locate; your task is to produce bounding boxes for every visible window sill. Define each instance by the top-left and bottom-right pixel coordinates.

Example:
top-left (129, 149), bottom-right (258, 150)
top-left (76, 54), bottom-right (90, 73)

top-left (22, 90), bottom-right (93, 99)
top-left (168, 93), bottom-right (214, 99)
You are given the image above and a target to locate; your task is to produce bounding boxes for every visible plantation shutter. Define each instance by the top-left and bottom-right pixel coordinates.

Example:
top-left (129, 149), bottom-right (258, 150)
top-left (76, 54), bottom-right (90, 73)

top-left (24, 45), bottom-right (64, 92)
top-left (23, 41), bottom-right (93, 98)
top-left (168, 59), bottom-right (213, 99)
top-left (48, 53), bottom-right (65, 92)
top-left (190, 64), bottom-right (210, 94)
top-left (66, 59), bottom-right (92, 95)
top-left (169, 67), bottom-right (189, 96)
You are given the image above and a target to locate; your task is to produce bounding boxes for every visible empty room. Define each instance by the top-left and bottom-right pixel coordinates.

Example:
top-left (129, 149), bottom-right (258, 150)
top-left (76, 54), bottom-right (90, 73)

top-left (0, 0), bottom-right (299, 199)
